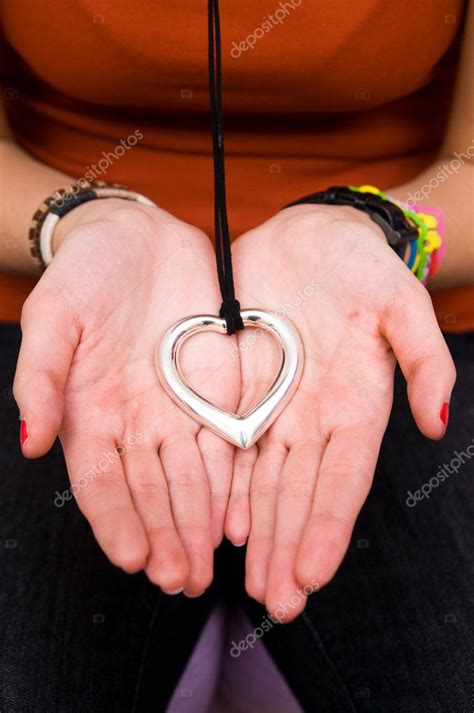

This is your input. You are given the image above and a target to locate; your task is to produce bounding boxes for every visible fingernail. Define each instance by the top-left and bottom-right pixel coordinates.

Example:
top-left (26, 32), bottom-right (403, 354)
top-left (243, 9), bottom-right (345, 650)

top-left (20, 419), bottom-right (29, 447)
top-left (267, 610), bottom-right (284, 624)
top-left (440, 402), bottom-right (449, 430)
top-left (162, 587), bottom-right (184, 596)
top-left (183, 589), bottom-right (206, 599)
top-left (231, 539), bottom-right (247, 547)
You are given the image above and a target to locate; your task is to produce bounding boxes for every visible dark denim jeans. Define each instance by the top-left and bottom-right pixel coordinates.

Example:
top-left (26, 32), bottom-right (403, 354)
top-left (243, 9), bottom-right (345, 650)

top-left (0, 323), bottom-right (473, 712)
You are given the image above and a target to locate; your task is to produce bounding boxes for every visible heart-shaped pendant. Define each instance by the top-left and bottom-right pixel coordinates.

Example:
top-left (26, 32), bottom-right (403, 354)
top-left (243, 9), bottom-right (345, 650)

top-left (156, 309), bottom-right (304, 449)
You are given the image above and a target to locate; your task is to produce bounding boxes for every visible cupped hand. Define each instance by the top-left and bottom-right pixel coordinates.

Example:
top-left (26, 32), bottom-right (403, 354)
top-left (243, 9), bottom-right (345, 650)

top-left (14, 199), bottom-right (241, 596)
top-left (226, 204), bottom-right (456, 620)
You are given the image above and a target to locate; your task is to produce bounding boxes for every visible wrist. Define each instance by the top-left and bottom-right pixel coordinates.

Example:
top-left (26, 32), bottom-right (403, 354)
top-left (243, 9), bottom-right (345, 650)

top-left (284, 185), bottom-right (446, 284)
top-left (280, 203), bottom-right (388, 244)
top-left (53, 197), bottom-right (152, 252)
top-left (30, 181), bottom-right (156, 268)
top-left (332, 204), bottom-right (388, 243)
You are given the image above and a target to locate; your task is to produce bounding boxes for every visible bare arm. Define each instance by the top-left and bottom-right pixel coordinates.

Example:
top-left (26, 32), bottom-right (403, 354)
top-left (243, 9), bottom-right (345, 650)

top-left (390, 0), bottom-right (474, 289)
top-left (0, 95), bottom-right (73, 273)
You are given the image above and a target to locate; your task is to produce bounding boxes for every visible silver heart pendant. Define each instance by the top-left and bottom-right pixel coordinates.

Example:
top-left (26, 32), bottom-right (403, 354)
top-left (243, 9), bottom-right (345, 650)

top-left (156, 309), bottom-right (304, 449)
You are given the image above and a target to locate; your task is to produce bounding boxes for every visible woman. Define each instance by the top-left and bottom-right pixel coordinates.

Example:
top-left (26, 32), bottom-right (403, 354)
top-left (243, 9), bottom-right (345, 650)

top-left (0, 1), bottom-right (472, 711)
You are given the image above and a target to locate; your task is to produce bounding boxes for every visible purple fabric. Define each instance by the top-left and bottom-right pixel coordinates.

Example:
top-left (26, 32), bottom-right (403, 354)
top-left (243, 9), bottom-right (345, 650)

top-left (166, 604), bottom-right (225, 712)
top-left (166, 605), bottom-right (303, 713)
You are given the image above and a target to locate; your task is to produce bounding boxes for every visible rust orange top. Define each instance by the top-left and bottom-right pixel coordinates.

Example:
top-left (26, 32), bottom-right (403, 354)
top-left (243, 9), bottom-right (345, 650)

top-left (0, 0), bottom-right (472, 330)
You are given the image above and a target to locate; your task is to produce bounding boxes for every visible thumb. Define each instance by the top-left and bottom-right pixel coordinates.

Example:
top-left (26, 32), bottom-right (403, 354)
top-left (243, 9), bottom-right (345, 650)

top-left (381, 284), bottom-right (456, 440)
top-left (13, 287), bottom-right (80, 457)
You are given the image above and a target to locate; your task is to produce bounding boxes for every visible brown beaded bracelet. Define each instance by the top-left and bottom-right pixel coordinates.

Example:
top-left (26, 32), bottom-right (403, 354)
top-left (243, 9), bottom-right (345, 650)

top-left (29, 180), bottom-right (155, 269)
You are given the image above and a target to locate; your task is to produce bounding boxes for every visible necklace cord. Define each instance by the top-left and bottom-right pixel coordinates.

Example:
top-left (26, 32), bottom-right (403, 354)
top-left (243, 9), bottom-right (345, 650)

top-left (208, 0), bottom-right (244, 335)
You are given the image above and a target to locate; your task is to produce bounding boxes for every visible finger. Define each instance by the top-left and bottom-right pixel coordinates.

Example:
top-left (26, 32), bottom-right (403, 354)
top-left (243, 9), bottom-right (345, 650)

top-left (225, 445), bottom-right (258, 547)
top-left (61, 432), bottom-right (149, 573)
top-left (245, 440), bottom-right (287, 604)
top-left (160, 432), bottom-right (214, 597)
top-left (196, 428), bottom-right (235, 548)
top-left (295, 424), bottom-right (382, 590)
top-left (265, 439), bottom-right (323, 621)
top-left (179, 327), bottom-right (240, 550)
top-left (122, 446), bottom-right (190, 594)
top-left (13, 288), bottom-right (80, 457)
top-left (381, 283), bottom-right (456, 439)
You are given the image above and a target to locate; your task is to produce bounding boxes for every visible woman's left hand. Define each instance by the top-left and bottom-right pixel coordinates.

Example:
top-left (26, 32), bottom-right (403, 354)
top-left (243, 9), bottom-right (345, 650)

top-left (225, 204), bottom-right (456, 621)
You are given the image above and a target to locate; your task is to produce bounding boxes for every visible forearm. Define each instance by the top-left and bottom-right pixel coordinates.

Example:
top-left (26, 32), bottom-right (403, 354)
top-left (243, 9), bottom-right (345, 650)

top-left (389, 156), bottom-right (474, 290)
top-left (0, 138), bottom-right (73, 274)
top-left (389, 2), bottom-right (473, 291)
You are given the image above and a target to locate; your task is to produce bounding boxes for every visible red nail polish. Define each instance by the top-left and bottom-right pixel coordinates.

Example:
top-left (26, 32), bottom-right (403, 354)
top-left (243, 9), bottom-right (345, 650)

top-left (20, 419), bottom-right (29, 447)
top-left (440, 402), bottom-right (449, 430)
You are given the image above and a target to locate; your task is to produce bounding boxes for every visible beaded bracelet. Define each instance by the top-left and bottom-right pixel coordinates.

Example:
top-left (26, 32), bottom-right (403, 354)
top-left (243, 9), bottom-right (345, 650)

top-left (29, 180), bottom-right (155, 269)
top-left (349, 185), bottom-right (445, 284)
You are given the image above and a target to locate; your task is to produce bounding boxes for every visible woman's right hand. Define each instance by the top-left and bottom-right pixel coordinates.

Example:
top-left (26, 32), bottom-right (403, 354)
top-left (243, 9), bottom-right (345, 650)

top-left (13, 199), bottom-right (241, 596)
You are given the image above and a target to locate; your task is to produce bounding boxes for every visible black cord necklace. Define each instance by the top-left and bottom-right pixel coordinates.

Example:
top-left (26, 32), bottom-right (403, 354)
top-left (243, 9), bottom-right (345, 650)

top-left (155, 2), bottom-right (304, 449)
top-left (207, 0), bottom-right (244, 335)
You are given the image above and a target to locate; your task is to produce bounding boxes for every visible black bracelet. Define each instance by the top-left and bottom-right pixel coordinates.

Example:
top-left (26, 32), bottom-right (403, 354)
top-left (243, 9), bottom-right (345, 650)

top-left (284, 186), bottom-right (419, 257)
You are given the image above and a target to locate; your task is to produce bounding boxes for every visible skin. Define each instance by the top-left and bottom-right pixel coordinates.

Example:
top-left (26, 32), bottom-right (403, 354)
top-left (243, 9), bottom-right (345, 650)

top-left (1, 1), bottom-right (472, 618)
top-left (226, 204), bottom-right (455, 620)
top-left (15, 199), bottom-right (242, 596)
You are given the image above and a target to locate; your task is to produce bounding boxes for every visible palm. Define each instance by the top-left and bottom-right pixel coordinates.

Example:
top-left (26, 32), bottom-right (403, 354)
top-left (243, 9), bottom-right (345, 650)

top-left (228, 206), bottom-right (454, 618)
